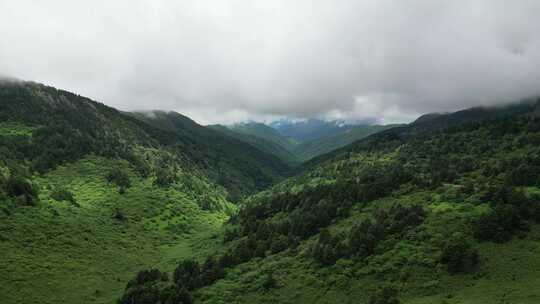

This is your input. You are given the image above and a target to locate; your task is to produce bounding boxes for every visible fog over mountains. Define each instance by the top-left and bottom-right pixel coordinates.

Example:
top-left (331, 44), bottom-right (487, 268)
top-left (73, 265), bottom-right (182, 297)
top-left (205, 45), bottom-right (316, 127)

top-left (2, 1), bottom-right (540, 124)
top-left (3, 2), bottom-right (540, 304)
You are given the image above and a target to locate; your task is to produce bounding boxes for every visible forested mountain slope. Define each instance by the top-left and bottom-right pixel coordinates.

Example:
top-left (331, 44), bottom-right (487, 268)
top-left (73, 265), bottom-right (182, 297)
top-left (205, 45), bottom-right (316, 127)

top-left (211, 122), bottom-right (397, 164)
top-left (120, 98), bottom-right (540, 304)
top-left (303, 99), bottom-right (540, 171)
top-left (128, 111), bottom-right (291, 199)
top-left (208, 124), bottom-right (300, 166)
top-left (293, 124), bottom-right (400, 161)
top-left (0, 81), bottom-right (290, 200)
top-left (226, 122), bottom-right (298, 152)
top-left (0, 80), bottom-right (287, 303)
top-left (269, 119), bottom-right (357, 143)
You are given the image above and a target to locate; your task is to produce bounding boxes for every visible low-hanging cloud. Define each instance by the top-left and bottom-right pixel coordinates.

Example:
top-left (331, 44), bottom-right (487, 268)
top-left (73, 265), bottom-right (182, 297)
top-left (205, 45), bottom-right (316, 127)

top-left (1, 1), bottom-right (539, 124)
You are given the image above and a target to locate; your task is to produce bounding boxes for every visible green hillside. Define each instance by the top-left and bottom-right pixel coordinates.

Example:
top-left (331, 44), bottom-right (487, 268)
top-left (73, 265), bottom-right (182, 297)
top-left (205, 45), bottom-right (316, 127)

top-left (118, 99), bottom-right (540, 304)
top-left (127, 111), bottom-right (292, 200)
top-left (293, 124), bottom-right (400, 161)
top-left (211, 122), bottom-right (397, 164)
top-left (227, 122), bottom-right (298, 151)
top-left (0, 156), bottom-right (234, 304)
top-left (0, 81), bottom-right (286, 303)
top-left (0, 80), bottom-right (291, 200)
top-left (208, 124), bottom-right (300, 166)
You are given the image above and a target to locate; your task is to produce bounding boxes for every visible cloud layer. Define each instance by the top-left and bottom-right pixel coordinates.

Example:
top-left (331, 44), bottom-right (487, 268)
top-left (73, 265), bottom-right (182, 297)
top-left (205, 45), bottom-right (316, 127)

top-left (1, 1), bottom-right (540, 124)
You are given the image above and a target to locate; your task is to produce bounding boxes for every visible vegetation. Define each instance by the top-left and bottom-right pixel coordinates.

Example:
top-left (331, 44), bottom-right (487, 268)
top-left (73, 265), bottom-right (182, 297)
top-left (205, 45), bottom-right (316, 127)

top-left (3, 80), bottom-right (540, 304)
top-left (209, 124), bottom-right (300, 166)
top-left (106, 167), bottom-right (132, 193)
top-left (269, 118), bottom-right (355, 143)
top-left (214, 121), bottom-right (398, 163)
top-left (0, 155), bottom-right (235, 304)
top-left (0, 82), bottom-right (291, 201)
top-left (119, 98), bottom-right (540, 304)
top-left (50, 187), bottom-right (78, 206)
top-left (129, 111), bottom-right (292, 199)
top-left (293, 124), bottom-right (400, 161)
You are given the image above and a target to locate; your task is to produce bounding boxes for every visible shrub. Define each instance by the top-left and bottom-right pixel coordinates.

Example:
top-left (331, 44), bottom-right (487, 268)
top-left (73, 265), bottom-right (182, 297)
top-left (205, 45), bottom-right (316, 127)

top-left (126, 269), bottom-right (168, 289)
top-left (348, 220), bottom-right (380, 258)
top-left (270, 235), bottom-right (289, 254)
top-left (106, 167), bottom-right (131, 193)
top-left (5, 175), bottom-right (38, 205)
top-left (473, 204), bottom-right (528, 243)
top-left (440, 236), bottom-right (479, 274)
top-left (173, 260), bottom-right (201, 290)
top-left (262, 273), bottom-right (278, 290)
top-left (119, 270), bottom-right (192, 304)
top-left (154, 168), bottom-right (176, 187)
top-left (118, 284), bottom-right (161, 304)
top-left (311, 229), bottom-right (346, 265)
top-left (161, 286), bottom-right (192, 304)
top-left (50, 187), bottom-right (78, 206)
top-left (113, 209), bottom-right (127, 222)
top-left (200, 256), bottom-right (225, 286)
top-left (368, 286), bottom-right (401, 304)
top-left (506, 164), bottom-right (540, 186)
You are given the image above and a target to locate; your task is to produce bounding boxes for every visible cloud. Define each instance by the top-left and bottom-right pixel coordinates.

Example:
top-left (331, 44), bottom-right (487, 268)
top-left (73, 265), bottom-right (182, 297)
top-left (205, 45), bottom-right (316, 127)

top-left (1, 1), bottom-right (539, 124)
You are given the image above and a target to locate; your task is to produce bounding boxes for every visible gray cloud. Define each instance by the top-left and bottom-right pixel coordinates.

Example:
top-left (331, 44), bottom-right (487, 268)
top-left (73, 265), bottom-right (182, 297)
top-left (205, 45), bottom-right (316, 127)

top-left (1, 1), bottom-right (539, 124)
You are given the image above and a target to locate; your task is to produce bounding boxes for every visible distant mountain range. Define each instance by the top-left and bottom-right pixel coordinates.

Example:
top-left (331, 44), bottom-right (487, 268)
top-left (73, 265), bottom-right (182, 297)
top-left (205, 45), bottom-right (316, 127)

top-left (268, 118), bottom-right (356, 143)
top-left (207, 123), bottom-right (300, 166)
top-left (211, 119), bottom-right (401, 163)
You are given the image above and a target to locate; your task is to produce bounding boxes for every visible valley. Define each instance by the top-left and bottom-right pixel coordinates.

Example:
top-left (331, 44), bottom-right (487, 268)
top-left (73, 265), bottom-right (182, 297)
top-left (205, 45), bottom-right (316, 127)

top-left (2, 2), bottom-right (540, 303)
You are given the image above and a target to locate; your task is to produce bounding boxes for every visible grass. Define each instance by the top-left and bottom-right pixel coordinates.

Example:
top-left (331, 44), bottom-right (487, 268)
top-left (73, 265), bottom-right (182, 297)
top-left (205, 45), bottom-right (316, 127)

top-left (0, 122), bottom-right (35, 136)
top-left (0, 156), bottom-right (233, 304)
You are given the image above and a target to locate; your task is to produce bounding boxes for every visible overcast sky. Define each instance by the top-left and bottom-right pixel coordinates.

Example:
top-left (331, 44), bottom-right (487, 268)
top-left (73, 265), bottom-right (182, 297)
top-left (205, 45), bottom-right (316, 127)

top-left (1, 1), bottom-right (539, 125)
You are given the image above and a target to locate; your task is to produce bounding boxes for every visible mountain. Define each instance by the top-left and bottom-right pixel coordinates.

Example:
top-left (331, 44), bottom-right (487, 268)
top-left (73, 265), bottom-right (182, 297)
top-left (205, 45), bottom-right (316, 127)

top-left (0, 81), bottom-right (290, 201)
top-left (0, 80), bottom-right (255, 303)
top-left (269, 118), bottom-right (359, 143)
top-left (226, 122), bottom-right (298, 151)
top-left (0, 81), bottom-right (299, 303)
top-left (120, 98), bottom-right (540, 304)
top-left (208, 124), bottom-right (300, 166)
top-left (127, 111), bottom-right (291, 199)
top-left (4, 79), bottom-right (540, 304)
top-left (210, 121), bottom-right (397, 164)
top-left (303, 99), bottom-right (540, 171)
top-left (293, 124), bottom-right (401, 161)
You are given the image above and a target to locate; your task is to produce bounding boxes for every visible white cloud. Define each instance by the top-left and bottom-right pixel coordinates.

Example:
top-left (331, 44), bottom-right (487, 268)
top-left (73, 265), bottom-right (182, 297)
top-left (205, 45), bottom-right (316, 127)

top-left (1, 0), bottom-right (539, 124)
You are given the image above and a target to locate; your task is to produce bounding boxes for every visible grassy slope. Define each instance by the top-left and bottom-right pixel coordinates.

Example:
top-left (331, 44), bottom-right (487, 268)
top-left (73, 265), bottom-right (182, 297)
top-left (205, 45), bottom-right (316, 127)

top-left (0, 156), bottom-right (234, 304)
